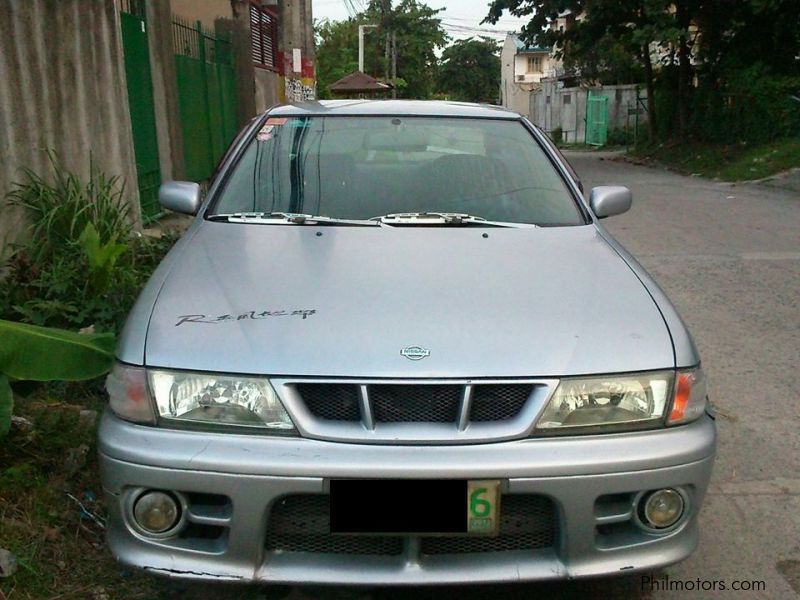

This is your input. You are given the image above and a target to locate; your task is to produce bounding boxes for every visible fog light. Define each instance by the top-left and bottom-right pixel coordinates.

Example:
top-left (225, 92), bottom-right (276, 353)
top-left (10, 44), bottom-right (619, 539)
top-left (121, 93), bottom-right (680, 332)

top-left (640, 488), bottom-right (684, 529)
top-left (133, 491), bottom-right (180, 534)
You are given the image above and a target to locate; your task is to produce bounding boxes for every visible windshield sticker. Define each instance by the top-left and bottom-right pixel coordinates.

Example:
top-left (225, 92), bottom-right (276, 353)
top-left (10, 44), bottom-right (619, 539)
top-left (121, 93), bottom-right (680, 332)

top-left (265, 117), bottom-right (287, 126)
top-left (175, 310), bottom-right (316, 327)
top-left (256, 125), bottom-right (275, 142)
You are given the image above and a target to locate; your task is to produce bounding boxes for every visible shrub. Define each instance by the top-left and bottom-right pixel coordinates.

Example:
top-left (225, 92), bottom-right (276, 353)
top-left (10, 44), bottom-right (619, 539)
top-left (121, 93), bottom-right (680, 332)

top-left (550, 127), bottom-right (563, 144)
top-left (0, 155), bottom-right (177, 334)
top-left (606, 127), bottom-right (633, 147)
top-left (655, 63), bottom-right (800, 144)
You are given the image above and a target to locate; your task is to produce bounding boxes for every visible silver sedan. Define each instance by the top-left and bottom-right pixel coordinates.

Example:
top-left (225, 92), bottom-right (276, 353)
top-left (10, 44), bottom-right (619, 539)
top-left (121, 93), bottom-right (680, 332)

top-left (100, 100), bottom-right (716, 585)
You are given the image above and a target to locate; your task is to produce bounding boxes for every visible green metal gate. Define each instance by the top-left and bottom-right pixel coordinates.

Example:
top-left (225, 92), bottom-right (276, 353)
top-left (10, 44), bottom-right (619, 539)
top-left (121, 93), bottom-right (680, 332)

top-left (120, 0), bottom-right (162, 223)
top-left (172, 18), bottom-right (238, 182)
top-left (585, 90), bottom-right (609, 147)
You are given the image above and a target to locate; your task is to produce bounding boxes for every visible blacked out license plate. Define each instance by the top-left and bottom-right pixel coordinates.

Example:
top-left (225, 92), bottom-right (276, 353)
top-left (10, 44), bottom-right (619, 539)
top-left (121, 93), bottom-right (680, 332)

top-left (329, 479), bottom-right (500, 536)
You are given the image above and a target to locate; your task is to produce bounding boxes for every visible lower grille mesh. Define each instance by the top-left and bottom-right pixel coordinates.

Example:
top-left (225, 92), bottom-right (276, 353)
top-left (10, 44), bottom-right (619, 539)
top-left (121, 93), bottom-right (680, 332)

top-left (421, 495), bottom-right (556, 555)
top-left (265, 495), bottom-right (404, 555)
top-left (265, 494), bottom-right (556, 557)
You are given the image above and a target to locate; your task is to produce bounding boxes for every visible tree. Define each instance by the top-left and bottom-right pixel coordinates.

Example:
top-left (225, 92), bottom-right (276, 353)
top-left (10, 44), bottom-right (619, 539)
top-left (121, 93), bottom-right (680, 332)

top-left (315, 18), bottom-right (360, 100)
top-left (437, 37), bottom-right (500, 103)
top-left (485, 0), bottom-right (800, 142)
top-left (383, 0), bottom-right (449, 99)
top-left (485, 0), bottom-right (677, 141)
top-left (314, 0), bottom-right (448, 100)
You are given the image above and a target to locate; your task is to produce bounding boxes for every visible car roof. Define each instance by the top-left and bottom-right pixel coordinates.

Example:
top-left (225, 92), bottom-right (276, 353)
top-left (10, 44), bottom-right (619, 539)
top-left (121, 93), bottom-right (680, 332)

top-left (268, 100), bottom-right (521, 120)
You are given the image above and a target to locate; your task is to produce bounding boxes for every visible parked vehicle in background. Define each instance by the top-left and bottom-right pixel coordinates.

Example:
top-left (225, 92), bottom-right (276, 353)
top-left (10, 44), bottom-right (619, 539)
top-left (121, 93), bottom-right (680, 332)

top-left (99, 100), bottom-right (716, 585)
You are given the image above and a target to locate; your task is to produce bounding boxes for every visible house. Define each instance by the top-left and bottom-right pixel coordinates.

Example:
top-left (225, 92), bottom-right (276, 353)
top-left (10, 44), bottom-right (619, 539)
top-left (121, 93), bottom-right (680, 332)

top-left (499, 34), bottom-right (560, 116)
top-left (328, 72), bottom-right (393, 98)
top-left (499, 11), bottom-right (648, 143)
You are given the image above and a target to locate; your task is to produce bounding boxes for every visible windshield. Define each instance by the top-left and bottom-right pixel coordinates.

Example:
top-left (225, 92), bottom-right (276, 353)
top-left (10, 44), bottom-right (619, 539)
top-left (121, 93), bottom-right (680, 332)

top-left (210, 116), bottom-right (584, 226)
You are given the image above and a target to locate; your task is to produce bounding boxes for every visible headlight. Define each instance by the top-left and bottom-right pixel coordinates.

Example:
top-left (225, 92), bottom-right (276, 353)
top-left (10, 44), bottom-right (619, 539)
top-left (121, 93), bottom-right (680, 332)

top-left (148, 370), bottom-right (295, 432)
top-left (535, 370), bottom-right (674, 434)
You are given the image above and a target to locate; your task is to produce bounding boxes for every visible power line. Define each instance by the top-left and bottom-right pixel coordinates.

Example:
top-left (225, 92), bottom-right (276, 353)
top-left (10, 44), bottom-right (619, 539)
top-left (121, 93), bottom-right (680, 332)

top-left (444, 14), bottom-right (524, 26)
top-left (342, 0), bottom-right (357, 18)
top-left (441, 21), bottom-right (515, 35)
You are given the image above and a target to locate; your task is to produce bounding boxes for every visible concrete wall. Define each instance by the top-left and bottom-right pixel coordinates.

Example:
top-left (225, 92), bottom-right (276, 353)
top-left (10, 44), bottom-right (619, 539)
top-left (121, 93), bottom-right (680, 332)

top-left (0, 0), bottom-right (140, 251)
top-left (147, 0), bottom-right (186, 180)
top-left (254, 68), bottom-right (281, 112)
top-left (530, 82), bottom-right (648, 144)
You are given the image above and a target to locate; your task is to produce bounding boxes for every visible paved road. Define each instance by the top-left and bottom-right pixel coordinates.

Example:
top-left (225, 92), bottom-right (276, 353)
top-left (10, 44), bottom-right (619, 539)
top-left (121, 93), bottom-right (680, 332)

top-left (176, 153), bottom-right (800, 600)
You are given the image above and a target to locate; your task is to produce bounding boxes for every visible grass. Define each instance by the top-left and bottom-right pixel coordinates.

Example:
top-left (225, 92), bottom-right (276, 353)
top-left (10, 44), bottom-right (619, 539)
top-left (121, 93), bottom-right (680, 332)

top-left (0, 391), bottom-right (162, 599)
top-left (629, 138), bottom-right (800, 181)
top-left (0, 390), bottom-right (293, 599)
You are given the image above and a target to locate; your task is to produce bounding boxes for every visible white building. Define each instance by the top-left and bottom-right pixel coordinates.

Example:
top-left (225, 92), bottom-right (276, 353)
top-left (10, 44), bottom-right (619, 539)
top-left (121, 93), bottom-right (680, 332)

top-left (499, 34), bottom-right (560, 117)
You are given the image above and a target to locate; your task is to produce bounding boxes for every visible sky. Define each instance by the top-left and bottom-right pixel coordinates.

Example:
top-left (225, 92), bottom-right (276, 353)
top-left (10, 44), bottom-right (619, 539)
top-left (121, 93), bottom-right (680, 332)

top-left (311, 0), bottom-right (529, 42)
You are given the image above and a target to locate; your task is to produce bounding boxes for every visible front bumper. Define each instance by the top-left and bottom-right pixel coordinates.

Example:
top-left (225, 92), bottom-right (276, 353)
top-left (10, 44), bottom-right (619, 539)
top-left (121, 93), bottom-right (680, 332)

top-left (98, 410), bottom-right (716, 584)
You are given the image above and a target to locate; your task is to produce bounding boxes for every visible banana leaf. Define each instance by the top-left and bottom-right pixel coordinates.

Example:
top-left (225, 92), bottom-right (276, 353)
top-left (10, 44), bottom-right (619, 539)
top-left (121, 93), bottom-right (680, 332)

top-left (0, 320), bottom-right (116, 436)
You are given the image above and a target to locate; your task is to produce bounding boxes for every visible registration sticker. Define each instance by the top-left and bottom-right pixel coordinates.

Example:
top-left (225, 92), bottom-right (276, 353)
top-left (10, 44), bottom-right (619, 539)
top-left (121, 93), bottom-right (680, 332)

top-left (467, 480), bottom-right (501, 535)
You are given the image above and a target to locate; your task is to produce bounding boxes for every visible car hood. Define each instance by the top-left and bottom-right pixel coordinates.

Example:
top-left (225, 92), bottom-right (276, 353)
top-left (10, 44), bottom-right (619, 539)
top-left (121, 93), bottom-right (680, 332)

top-left (142, 223), bottom-right (673, 377)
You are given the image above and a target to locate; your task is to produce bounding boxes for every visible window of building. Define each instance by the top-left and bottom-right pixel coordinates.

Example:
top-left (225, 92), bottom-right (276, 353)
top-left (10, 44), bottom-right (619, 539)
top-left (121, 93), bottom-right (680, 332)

top-left (250, 3), bottom-right (278, 70)
top-left (527, 55), bottom-right (542, 73)
top-left (563, 94), bottom-right (571, 105)
top-left (546, 95), bottom-right (551, 105)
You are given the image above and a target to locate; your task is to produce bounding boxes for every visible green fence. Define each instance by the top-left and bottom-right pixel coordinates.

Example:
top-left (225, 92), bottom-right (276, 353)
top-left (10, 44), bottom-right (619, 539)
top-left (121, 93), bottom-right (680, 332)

top-left (172, 18), bottom-right (238, 182)
top-left (120, 0), bottom-right (162, 223)
top-left (585, 91), bottom-right (609, 147)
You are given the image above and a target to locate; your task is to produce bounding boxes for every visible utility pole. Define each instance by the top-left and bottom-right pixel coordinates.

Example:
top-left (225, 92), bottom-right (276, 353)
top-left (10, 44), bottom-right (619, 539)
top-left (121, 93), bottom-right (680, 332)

top-left (381, 0), bottom-right (390, 84)
top-left (358, 24), bottom-right (376, 73)
top-left (391, 30), bottom-right (397, 99)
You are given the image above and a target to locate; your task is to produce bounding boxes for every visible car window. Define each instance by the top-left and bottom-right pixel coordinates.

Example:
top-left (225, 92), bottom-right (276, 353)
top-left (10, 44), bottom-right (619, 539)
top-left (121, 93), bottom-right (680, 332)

top-left (211, 116), bottom-right (584, 226)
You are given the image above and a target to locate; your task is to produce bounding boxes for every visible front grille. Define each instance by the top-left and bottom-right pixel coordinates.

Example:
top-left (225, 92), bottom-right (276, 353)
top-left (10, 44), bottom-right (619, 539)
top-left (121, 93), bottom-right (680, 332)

top-left (292, 383), bottom-right (535, 426)
top-left (371, 384), bottom-right (461, 423)
top-left (421, 495), bottom-right (557, 555)
top-left (470, 385), bottom-right (534, 422)
top-left (297, 383), bottom-right (360, 421)
top-left (265, 495), bottom-right (404, 556)
top-left (265, 494), bottom-right (556, 557)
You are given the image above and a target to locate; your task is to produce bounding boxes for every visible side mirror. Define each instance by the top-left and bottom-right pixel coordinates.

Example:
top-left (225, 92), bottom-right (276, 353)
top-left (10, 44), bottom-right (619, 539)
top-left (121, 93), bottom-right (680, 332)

top-left (589, 186), bottom-right (632, 219)
top-left (158, 181), bottom-right (201, 216)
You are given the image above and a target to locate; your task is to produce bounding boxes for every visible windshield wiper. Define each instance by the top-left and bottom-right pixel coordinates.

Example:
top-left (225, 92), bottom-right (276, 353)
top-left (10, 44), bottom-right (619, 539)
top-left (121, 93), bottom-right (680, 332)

top-left (371, 212), bottom-right (537, 228)
top-left (207, 212), bottom-right (378, 226)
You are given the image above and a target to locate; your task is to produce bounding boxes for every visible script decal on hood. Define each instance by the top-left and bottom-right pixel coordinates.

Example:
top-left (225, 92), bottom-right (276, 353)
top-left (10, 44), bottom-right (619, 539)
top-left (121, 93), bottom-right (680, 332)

top-left (176, 309), bottom-right (316, 327)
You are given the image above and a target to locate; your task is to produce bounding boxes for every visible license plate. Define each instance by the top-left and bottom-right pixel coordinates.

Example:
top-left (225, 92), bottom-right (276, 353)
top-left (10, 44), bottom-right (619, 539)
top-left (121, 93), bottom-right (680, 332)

top-left (329, 479), bottom-right (501, 535)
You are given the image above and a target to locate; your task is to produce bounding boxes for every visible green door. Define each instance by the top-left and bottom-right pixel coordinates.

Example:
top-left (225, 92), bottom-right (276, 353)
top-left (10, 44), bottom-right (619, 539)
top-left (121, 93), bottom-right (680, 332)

top-left (173, 19), bottom-right (238, 182)
top-left (121, 7), bottom-right (162, 223)
top-left (585, 91), bottom-right (609, 147)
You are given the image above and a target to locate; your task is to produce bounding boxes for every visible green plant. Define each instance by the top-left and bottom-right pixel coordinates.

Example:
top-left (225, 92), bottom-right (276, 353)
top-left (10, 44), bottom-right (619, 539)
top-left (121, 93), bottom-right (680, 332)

top-left (606, 127), bottom-right (632, 147)
top-left (78, 223), bottom-right (129, 292)
top-left (5, 152), bottom-right (130, 263)
top-left (0, 320), bottom-right (115, 436)
top-left (550, 127), bottom-right (563, 144)
top-left (0, 155), bottom-right (177, 333)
